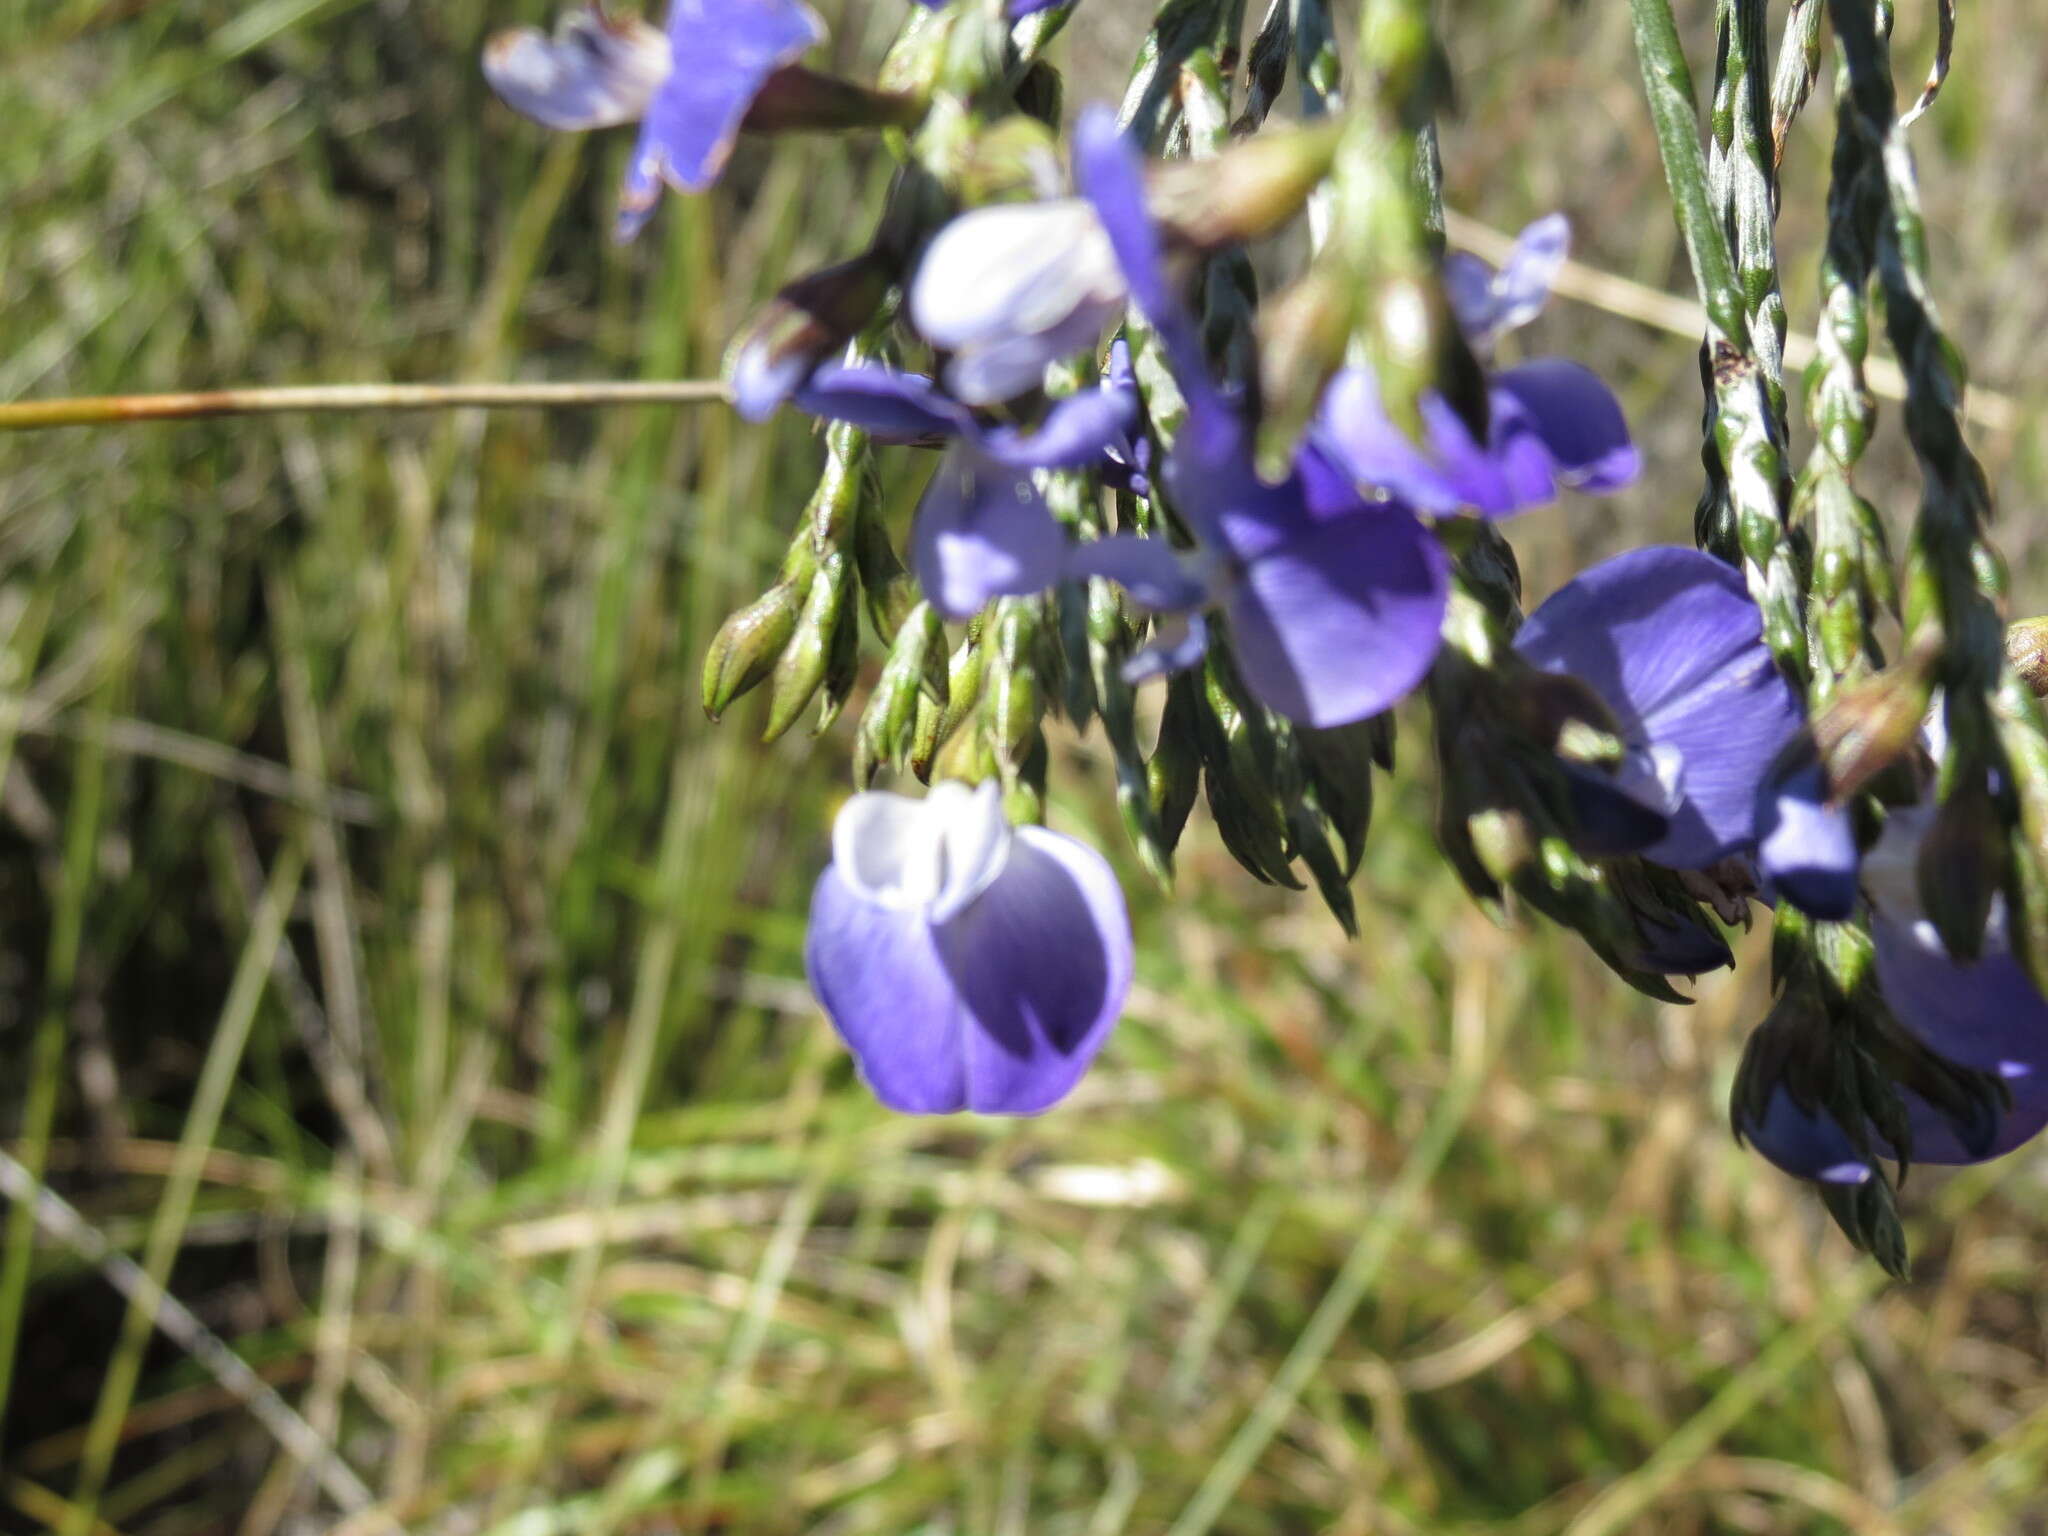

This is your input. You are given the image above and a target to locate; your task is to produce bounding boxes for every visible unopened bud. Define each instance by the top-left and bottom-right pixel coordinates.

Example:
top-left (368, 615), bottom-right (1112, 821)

top-left (764, 548), bottom-right (852, 742)
top-left (1468, 806), bottom-right (1534, 886)
top-left (1148, 119), bottom-right (1343, 252)
top-left (728, 252), bottom-right (897, 421)
top-left (2007, 616), bottom-right (2048, 698)
top-left (1255, 261), bottom-right (1356, 476)
top-left (702, 577), bottom-right (807, 720)
top-left (1013, 61), bottom-right (1064, 132)
top-left (1807, 646), bottom-right (1938, 802)
top-left (1917, 777), bottom-right (2007, 962)
top-left (742, 64), bottom-right (926, 135)
top-left (952, 113), bottom-right (1065, 206)
top-left (854, 603), bottom-right (946, 785)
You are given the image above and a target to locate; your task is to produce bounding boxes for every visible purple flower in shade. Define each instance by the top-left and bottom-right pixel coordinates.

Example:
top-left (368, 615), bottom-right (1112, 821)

top-left (1066, 104), bottom-right (1451, 728)
top-left (789, 360), bottom-right (1141, 620)
top-left (1737, 804), bottom-right (2048, 1182)
top-left (1753, 757), bottom-right (1862, 920)
top-left (483, 0), bottom-right (825, 239)
top-left (1313, 217), bottom-right (1640, 518)
top-left (805, 780), bottom-right (1132, 1114)
top-left (909, 198), bottom-right (1129, 405)
top-left (1510, 546), bottom-right (1804, 868)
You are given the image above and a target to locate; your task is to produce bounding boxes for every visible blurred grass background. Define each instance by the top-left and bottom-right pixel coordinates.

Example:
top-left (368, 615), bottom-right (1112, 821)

top-left (5, 0), bottom-right (2048, 1531)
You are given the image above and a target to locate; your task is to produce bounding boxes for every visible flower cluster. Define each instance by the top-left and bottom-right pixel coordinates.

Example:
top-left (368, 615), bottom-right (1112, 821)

top-left (485, 0), bottom-right (2048, 1265)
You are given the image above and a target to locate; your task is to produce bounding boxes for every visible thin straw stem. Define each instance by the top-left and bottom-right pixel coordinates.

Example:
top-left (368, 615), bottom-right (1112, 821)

top-left (0, 380), bottom-right (729, 432)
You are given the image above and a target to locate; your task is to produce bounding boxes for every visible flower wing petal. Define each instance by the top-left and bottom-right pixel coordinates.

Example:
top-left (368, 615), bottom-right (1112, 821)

top-left (806, 865), bottom-right (971, 1113)
top-left (933, 826), bottom-right (1132, 1114)
top-left (1492, 358), bottom-right (1640, 494)
top-left (616, 0), bottom-right (824, 234)
top-left (1515, 546), bottom-right (1802, 867)
top-left (1227, 504), bottom-right (1448, 727)
top-left (483, 8), bottom-right (671, 130)
top-left (911, 451), bottom-right (1067, 620)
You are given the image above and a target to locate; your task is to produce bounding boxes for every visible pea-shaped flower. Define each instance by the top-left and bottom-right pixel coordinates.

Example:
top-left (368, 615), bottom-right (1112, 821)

top-left (806, 781), bottom-right (1133, 1114)
top-left (908, 198), bottom-right (1130, 405)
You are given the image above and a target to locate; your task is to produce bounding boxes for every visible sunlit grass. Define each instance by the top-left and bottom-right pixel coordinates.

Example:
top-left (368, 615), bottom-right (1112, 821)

top-left (5, 1), bottom-right (2048, 1532)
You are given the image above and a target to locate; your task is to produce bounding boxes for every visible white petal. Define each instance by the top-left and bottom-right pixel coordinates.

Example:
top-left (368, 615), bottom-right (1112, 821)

top-left (910, 200), bottom-right (1127, 354)
top-left (482, 8), bottom-right (670, 131)
top-left (831, 781), bottom-right (1012, 919)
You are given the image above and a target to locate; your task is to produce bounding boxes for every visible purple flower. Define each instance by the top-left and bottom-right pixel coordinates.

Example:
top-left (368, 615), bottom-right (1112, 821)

top-left (1753, 756), bottom-right (1861, 919)
top-left (909, 198), bottom-right (1129, 405)
top-left (806, 781), bottom-right (1132, 1114)
top-left (790, 361), bottom-right (1140, 620)
top-left (1738, 803), bottom-right (2048, 1181)
top-left (1069, 105), bottom-right (1450, 727)
top-left (1314, 217), bottom-right (1640, 517)
top-left (1511, 546), bottom-right (1805, 868)
top-left (483, 0), bottom-right (826, 238)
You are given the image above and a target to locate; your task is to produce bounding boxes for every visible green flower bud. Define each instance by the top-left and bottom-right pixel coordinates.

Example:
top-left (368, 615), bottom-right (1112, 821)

top-left (702, 576), bottom-right (807, 721)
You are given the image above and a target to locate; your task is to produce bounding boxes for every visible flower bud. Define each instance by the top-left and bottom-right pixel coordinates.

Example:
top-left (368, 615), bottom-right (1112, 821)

top-left (1916, 777), bottom-right (2007, 962)
top-left (1254, 261), bottom-right (1356, 476)
top-left (741, 64), bottom-right (926, 135)
top-left (1468, 806), bottom-right (1534, 887)
top-left (764, 546), bottom-right (853, 742)
top-left (1146, 119), bottom-right (1343, 252)
top-left (1807, 645), bottom-right (1938, 802)
top-left (702, 576), bottom-right (807, 720)
top-left (2007, 616), bottom-right (2048, 698)
top-left (854, 602), bottom-right (948, 785)
top-left (727, 251), bottom-right (897, 420)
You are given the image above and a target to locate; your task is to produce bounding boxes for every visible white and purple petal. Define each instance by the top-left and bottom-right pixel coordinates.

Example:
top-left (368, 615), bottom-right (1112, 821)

top-left (616, 0), bottom-right (825, 236)
top-left (483, 7), bottom-right (670, 130)
top-left (910, 200), bottom-right (1128, 406)
top-left (1514, 546), bottom-right (1803, 868)
top-left (805, 788), bottom-right (1132, 1116)
top-left (928, 826), bottom-right (1132, 1114)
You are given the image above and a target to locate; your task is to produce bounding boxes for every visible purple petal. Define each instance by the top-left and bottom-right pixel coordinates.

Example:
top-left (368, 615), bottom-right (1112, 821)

top-left (1514, 546), bottom-right (1803, 868)
top-left (1900, 1075), bottom-right (2048, 1165)
top-left (1316, 368), bottom-right (1541, 516)
top-left (1446, 213), bottom-right (1569, 345)
top-left (1872, 914), bottom-right (2048, 1078)
top-left (806, 866), bottom-right (973, 1112)
top-left (793, 365), bottom-right (971, 442)
top-left (1492, 359), bottom-right (1640, 494)
top-left (482, 8), bottom-right (670, 130)
top-left (1755, 758), bottom-right (1861, 919)
top-left (1064, 532), bottom-right (1209, 611)
top-left (1123, 610), bottom-right (1209, 683)
top-left (911, 450), bottom-right (1067, 620)
top-left (1317, 362), bottom-right (1632, 517)
top-left (1737, 1086), bottom-right (1877, 1185)
top-left (1227, 503), bottom-right (1448, 727)
top-left (729, 338), bottom-right (813, 423)
top-left (1072, 105), bottom-right (1213, 394)
top-left (1563, 762), bottom-right (1675, 859)
top-left (1629, 911), bottom-right (1733, 976)
top-left (927, 826), bottom-right (1133, 1113)
top-left (616, 0), bottom-right (824, 236)
top-left (977, 384), bottom-right (1141, 470)
top-left (1072, 107), bottom-right (1171, 327)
